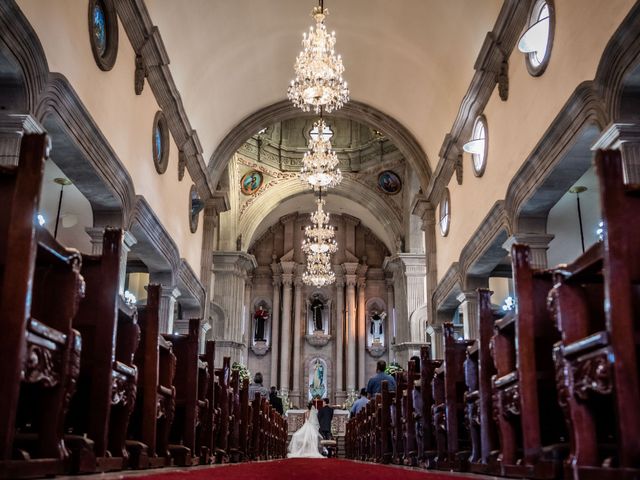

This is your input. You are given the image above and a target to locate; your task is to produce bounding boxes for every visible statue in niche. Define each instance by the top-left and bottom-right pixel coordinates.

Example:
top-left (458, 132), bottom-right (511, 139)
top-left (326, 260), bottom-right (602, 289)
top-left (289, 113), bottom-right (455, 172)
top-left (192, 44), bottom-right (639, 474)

top-left (253, 305), bottom-right (269, 341)
top-left (309, 359), bottom-right (326, 399)
top-left (310, 295), bottom-right (324, 332)
top-left (370, 311), bottom-right (386, 343)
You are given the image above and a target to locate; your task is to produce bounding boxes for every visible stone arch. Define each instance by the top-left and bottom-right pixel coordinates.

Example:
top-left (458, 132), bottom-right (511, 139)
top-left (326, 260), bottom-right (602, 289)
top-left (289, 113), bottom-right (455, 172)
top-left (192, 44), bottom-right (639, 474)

top-left (209, 301), bottom-right (226, 339)
top-left (208, 99), bottom-right (432, 193)
top-left (241, 177), bottom-right (402, 253)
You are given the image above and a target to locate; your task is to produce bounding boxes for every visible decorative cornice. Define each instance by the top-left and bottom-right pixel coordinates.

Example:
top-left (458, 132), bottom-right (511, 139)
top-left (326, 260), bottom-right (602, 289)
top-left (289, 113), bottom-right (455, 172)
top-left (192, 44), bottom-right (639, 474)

top-left (432, 262), bottom-right (462, 313)
top-left (425, 0), bottom-right (530, 206)
top-left (178, 258), bottom-right (206, 314)
top-left (113, 0), bottom-right (214, 200)
top-left (128, 195), bottom-right (180, 276)
top-left (0, 1), bottom-right (49, 112)
top-left (35, 73), bottom-right (137, 222)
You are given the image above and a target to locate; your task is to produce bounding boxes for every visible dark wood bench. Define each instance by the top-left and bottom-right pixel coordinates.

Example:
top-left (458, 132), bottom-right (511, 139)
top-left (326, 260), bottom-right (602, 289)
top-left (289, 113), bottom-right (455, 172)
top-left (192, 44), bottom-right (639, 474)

top-left (198, 340), bottom-right (216, 464)
top-left (214, 357), bottom-right (231, 463)
top-left (127, 284), bottom-right (177, 469)
top-left (0, 134), bottom-right (84, 479)
top-left (464, 289), bottom-right (499, 475)
top-left (432, 322), bottom-right (473, 471)
top-left (548, 149), bottom-right (640, 480)
top-left (64, 228), bottom-right (140, 473)
top-left (491, 244), bottom-right (567, 478)
top-left (163, 318), bottom-right (201, 466)
top-left (419, 345), bottom-right (441, 469)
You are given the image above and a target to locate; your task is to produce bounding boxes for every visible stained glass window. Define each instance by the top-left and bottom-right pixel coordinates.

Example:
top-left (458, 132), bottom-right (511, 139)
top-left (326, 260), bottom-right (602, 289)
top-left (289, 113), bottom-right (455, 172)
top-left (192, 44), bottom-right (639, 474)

top-left (92, 1), bottom-right (107, 57)
top-left (154, 124), bottom-right (162, 163)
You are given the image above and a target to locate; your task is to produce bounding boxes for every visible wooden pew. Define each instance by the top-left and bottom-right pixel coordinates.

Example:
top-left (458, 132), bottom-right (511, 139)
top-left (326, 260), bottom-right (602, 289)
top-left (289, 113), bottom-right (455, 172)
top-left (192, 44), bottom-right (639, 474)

top-left (214, 357), bottom-right (231, 463)
top-left (392, 371), bottom-right (406, 464)
top-left (548, 149), bottom-right (640, 480)
top-left (403, 359), bottom-right (419, 466)
top-left (464, 289), bottom-right (499, 475)
top-left (0, 134), bottom-right (84, 479)
top-left (238, 378), bottom-right (250, 462)
top-left (433, 322), bottom-right (473, 471)
top-left (163, 318), bottom-right (201, 466)
top-left (198, 340), bottom-right (216, 464)
top-left (64, 228), bottom-right (140, 473)
top-left (419, 345), bottom-right (441, 468)
top-left (491, 244), bottom-right (566, 478)
top-left (127, 284), bottom-right (177, 469)
top-left (228, 369), bottom-right (241, 461)
top-left (250, 392), bottom-right (262, 460)
top-left (380, 380), bottom-right (393, 464)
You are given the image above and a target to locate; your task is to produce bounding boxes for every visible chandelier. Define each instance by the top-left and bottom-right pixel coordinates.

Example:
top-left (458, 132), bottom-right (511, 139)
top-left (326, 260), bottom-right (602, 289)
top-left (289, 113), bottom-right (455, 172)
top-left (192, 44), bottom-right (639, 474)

top-left (300, 119), bottom-right (342, 188)
top-left (302, 197), bottom-right (336, 286)
top-left (302, 253), bottom-right (336, 287)
top-left (287, 1), bottom-right (349, 114)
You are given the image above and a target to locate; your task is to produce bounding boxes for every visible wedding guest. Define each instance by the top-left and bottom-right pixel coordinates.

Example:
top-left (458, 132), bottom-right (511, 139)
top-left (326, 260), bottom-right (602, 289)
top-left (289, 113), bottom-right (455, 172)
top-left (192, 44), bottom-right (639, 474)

top-left (350, 388), bottom-right (369, 418)
top-left (248, 372), bottom-right (269, 399)
top-left (270, 386), bottom-right (284, 415)
top-left (366, 360), bottom-right (397, 396)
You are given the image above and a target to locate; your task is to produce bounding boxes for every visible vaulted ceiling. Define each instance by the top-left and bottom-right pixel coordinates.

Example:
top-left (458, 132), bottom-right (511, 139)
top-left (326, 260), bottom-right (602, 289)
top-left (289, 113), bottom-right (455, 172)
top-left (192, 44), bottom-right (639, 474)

top-left (145, 0), bottom-right (503, 176)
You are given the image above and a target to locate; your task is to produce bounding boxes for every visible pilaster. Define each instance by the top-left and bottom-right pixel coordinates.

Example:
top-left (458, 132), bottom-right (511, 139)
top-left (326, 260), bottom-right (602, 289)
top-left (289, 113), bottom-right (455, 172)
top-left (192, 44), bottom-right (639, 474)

top-left (502, 233), bottom-right (554, 269)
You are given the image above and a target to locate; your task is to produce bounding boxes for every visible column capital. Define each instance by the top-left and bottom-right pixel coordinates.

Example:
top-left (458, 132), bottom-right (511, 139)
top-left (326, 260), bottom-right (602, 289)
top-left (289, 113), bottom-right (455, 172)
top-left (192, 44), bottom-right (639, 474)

top-left (0, 113), bottom-right (45, 166)
top-left (502, 233), bottom-right (554, 251)
top-left (456, 290), bottom-right (478, 304)
top-left (592, 123), bottom-right (640, 185)
top-left (160, 285), bottom-right (181, 300)
top-left (335, 275), bottom-right (345, 287)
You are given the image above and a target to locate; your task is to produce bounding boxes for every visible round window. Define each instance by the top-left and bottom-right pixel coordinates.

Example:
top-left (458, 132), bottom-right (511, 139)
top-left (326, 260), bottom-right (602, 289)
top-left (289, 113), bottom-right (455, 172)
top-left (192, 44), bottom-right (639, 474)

top-left (439, 188), bottom-right (451, 237)
top-left (152, 111), bottom-right (170, 174)
top-left (469, 115), bottom-right (488, 177)
top-left (189, 185), bottom-right (203, 234)
top-left (518, 0), bottom-right (554, 76)
top-left (88, 0), bottom-right (118, 71)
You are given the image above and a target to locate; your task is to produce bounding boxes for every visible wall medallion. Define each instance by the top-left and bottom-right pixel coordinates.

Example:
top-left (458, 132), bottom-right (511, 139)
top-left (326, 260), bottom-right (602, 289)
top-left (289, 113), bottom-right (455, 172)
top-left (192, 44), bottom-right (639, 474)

top-left (377, 170), bottom-right (402, 195)
top-left (240, 170), bottom-right (264, 195)
top-left (88, 0), bottom-right (118, 71)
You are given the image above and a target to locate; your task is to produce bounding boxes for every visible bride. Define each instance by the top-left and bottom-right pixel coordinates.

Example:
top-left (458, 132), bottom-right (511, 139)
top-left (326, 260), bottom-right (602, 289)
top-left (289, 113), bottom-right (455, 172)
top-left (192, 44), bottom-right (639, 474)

top-left (288, 401), bottom-right (325, 458)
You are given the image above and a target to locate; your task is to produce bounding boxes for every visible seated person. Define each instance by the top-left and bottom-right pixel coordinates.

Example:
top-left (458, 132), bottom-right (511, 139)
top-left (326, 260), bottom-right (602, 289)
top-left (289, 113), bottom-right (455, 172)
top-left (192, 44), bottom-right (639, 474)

top-left (350, 388), bottom-right (369, 417)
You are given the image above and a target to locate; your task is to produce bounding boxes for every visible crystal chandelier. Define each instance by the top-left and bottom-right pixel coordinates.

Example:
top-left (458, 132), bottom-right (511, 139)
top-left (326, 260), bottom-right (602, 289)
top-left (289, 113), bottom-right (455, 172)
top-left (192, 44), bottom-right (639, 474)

top-left (288, 1), bottom-right (349, 114)
top-left (302, 197), bottom-right (336, 286)
top-left (300, 119), bottom-right (343, 188)
top-left (303, 253), bottom-right (336, 287)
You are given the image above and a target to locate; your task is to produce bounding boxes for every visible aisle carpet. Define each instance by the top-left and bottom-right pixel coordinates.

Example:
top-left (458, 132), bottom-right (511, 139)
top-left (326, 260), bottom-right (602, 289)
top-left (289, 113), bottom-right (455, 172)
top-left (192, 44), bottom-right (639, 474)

top-left (133, 459), bottom-right (474, 480)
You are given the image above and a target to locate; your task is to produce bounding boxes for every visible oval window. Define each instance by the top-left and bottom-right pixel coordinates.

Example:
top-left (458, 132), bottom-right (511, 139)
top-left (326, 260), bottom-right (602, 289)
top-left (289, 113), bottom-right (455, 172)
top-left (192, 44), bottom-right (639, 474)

top-left (439, 188), bottom-right (451, 237)
top-left (88, 0), bottom-right (118, 71)
top-left (152, 111), bottom-right (170, 174)
top-left (518, 0), bottom-right (554, 76)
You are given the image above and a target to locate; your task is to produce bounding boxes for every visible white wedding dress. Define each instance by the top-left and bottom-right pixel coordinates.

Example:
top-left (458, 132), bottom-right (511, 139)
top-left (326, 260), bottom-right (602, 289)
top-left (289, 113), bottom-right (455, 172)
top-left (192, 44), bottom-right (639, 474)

top-left (287, 407), bottom-right (325, 458)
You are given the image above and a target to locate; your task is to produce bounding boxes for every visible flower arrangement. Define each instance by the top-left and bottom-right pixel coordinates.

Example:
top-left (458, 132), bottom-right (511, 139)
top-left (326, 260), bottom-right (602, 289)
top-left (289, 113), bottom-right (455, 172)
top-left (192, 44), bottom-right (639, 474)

top-left (385, 362), bottom-right (404, 376)
top-left (231, 361), bottom-right (251, 383)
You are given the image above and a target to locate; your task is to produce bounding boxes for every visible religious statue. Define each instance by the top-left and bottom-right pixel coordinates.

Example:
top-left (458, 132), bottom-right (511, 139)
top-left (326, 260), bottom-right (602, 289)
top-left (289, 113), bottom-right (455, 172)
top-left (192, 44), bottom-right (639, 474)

top-left (310, 296), bottom-right (324, 332)
top-left (309, 359), bottom-right (325, 399)
top-left (370, 311), bottom-right (386, 342)
top-left (253, 305), bottom-right (269, 341)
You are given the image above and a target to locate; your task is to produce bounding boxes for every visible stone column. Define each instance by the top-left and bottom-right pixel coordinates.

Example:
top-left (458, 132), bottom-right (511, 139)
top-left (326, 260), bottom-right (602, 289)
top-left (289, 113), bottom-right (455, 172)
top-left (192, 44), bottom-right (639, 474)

top-left (502, 233), bottom-right (554, 269)
top-left (591, 123), bottom-right (640, 184)
top-left (344, 262), bottom-right (359, 394)
top-left (270, 262), bottom-right (282, 388)
top-left (385, 276), bottom-right (395, 363)
top-left (357, 271), bottom-right (367, 390)
top-left (0, 113), bottom-right (45, 167)
top-left (334, 271), bottom-right (346, 403)
top-left (242, 278), bottom-right (252, 364)
top-left (211, 251), bottom-right (257, 361)
top-left (159, 285), bottom-right (181, 334)
top-left (279, 262), bottom-right (295, 395)
top-left (290, 272), bottom-right (303, 407)
top-left (457, 290), bottom-right (480, 339)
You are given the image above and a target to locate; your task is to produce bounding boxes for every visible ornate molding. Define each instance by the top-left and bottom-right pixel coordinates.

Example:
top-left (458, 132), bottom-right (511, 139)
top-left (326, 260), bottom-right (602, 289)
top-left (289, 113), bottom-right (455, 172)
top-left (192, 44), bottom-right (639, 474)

top-left (432, 262), bottom-right (462, 313)
top-left (177, 258), bottom-right (205, 315)
top-left (113, 0), bottom-right (215, 200)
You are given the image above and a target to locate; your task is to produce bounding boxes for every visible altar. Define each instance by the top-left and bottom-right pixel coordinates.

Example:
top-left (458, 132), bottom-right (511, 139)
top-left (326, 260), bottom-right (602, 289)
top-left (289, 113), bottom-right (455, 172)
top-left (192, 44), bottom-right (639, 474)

top-left (285, 409), bottom-right (349, 436)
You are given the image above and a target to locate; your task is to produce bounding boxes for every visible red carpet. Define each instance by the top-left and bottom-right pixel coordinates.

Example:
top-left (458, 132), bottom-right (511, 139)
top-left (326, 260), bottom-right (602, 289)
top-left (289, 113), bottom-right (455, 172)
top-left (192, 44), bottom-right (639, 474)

top-left (132, 459), bottom-right (470, 480)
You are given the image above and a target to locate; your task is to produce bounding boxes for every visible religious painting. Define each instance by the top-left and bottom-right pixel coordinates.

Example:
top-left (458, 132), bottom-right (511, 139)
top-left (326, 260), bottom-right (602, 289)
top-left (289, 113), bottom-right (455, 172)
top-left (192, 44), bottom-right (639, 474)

top-left (377, 170), bottom-right (402, 195)
top-left (241, 170), bottom-right (264, 195)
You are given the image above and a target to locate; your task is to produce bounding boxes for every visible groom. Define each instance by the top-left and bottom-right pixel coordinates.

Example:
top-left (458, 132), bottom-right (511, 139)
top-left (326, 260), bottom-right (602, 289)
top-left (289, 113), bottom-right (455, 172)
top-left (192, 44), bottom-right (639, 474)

top-left (317, 398), bottom-right (334, 440)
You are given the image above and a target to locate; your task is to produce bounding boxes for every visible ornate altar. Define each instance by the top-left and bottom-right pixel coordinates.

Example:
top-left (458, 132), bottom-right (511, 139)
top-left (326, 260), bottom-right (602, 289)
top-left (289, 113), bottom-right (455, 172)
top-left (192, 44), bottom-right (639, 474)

top-left (285, 409), bottom-right (349, 437)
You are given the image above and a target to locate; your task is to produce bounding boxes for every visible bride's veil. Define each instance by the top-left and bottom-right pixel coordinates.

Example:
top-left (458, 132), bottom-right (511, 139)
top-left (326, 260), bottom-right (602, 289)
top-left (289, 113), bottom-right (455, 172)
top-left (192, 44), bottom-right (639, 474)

top-left (309, 406), bottom-right (320, 429)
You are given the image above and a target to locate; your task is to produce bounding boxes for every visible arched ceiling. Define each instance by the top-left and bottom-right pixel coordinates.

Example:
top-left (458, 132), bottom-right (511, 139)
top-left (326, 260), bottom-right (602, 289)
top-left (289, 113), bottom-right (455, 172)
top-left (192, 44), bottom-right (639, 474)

top-left (145, 0), bottom-right (503, 181)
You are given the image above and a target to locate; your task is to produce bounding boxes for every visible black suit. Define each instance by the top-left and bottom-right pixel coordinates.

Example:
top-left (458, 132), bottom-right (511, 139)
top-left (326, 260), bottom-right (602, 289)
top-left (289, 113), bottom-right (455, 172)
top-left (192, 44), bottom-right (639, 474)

top-left (317, 405), bottom-right (334, 439)
top-left (269, 393), bottom-right (284, 415)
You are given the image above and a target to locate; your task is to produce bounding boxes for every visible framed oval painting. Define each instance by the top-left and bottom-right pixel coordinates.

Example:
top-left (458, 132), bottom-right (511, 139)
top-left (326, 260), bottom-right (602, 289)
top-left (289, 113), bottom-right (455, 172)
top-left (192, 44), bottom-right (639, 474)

top-left (378, 170), bottom-right (402, 195)
top-left (241, 170), bottom-right (264, 195)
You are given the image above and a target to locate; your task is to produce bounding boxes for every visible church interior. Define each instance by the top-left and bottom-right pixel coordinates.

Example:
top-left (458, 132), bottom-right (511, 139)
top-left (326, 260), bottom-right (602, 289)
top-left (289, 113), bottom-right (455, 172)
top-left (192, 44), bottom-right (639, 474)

top-left (1, 0), bottom-right (639, 479)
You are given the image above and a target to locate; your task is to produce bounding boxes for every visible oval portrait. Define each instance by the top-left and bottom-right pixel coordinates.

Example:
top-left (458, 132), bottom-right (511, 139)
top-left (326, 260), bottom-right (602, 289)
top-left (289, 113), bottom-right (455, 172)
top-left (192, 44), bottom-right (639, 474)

top-left (241, 170), bottom-right (264, 195)
top-left (377, 170), bottom-right (402, 195)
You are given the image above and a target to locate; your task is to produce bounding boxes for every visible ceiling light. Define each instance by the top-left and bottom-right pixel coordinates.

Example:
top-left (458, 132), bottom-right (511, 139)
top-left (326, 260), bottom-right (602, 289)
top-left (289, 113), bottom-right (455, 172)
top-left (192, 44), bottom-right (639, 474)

top-left (288, 1), bottom-right (349, 114)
